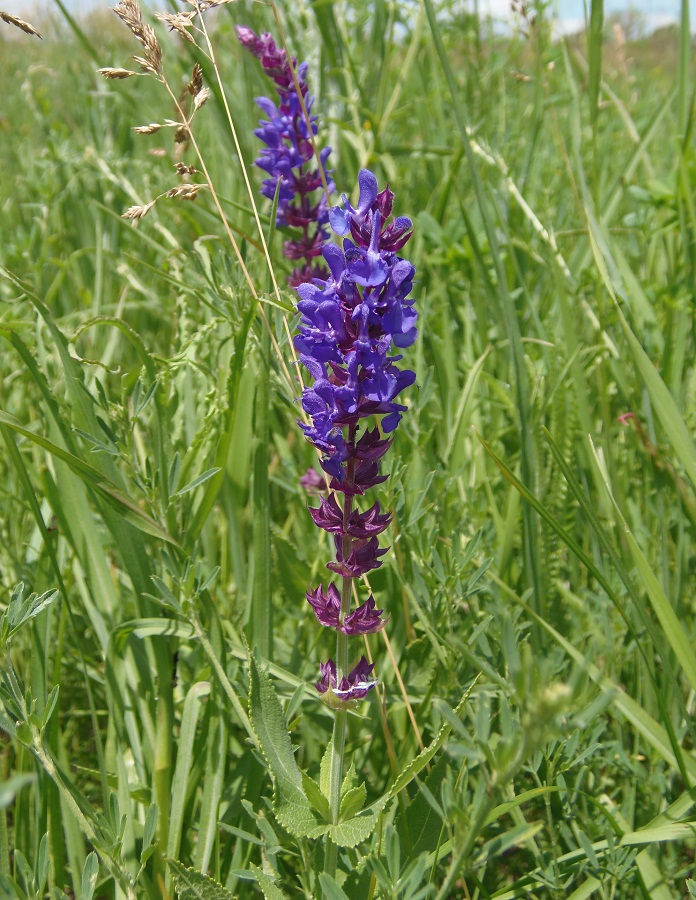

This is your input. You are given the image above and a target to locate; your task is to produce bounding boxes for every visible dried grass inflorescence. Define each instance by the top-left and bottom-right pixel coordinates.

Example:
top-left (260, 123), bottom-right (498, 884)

top-left (155, 11), bottom-right (197, 44)
top-left (113, 0), bottom-right (162, 76)
top-left (99, 1), bottom-right (215, 222)
top-left (0, 10), bottom-right (42, 38)
top-left (97, 67), bottom-right (138, 79)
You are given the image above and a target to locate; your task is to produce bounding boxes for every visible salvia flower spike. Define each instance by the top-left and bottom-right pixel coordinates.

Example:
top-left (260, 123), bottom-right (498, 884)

top-left (237, 26), bottom-right (335, 286)
top-left (298, 168), bottom-right (417, 704)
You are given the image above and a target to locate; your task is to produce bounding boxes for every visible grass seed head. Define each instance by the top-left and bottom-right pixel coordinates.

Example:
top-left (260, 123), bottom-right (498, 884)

top-left (0, 11), bottom-right (42, 38)
top-left (187, 63), bottom-right (203, 96)
top-left (98, 67), bottom-right (138, 79)
top-left (167, 183), bottom-right (203, 201)
top-left (155, 12), bottom-right (197, 44)
top-left (122, 200), bottom-right (157, 220)
top-left (113, 0), bottom-right (162, 75)
top-left (193, 87), bottom-right (210, 110)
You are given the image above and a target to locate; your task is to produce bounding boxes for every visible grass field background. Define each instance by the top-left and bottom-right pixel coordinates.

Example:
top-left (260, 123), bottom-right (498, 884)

top-left (1, 0), bottom-right (696, 897)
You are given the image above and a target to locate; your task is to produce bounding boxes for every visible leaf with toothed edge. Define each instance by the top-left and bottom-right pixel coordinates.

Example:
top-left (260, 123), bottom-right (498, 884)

top-left (249, 864), bottom-right (288, 900)
top-left (247, 648), bottom-right (319, 838)
top-left (387, 678), bottom-right (478, 799)
top-left (165, 859), bottom-right (236, 900)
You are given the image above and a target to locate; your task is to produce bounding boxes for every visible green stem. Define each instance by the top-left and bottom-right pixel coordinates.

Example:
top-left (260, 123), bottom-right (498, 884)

top-left (324, 426), bottom-right (357, 881)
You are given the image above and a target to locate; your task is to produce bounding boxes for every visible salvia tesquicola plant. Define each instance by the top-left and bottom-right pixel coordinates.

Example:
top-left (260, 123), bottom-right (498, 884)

top-left (88, 6), bottom-right (459, 896)
top-left (239, 24), bottom-right (422, 879)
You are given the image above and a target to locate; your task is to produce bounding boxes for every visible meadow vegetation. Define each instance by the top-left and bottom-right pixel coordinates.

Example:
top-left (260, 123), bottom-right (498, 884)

top-left (1, 1), bottom-right (696, 897)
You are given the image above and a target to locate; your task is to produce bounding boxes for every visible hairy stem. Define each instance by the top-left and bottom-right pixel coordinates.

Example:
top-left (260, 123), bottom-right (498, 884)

top-left (324, 426), bottom-right (356, 881)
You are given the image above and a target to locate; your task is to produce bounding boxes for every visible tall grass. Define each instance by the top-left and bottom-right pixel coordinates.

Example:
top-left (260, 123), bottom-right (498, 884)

top-left (0, 1), bottom-right (695, 897)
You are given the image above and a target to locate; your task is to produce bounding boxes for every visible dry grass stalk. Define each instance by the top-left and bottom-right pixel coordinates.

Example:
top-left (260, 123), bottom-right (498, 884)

top-left (0, 11), bottom-right (42, 38)
top-left (98, 67), bottom-right (138, 79)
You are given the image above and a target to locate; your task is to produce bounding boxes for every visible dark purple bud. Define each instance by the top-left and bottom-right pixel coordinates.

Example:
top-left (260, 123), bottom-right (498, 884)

top-left (343, 596), bottom-right (389, 635)
top-left (309, 495), bottom-right (392, 537)
top-left (306, 583), bottom-right (341, 628)
top-left (236, 25), bottom-right (262, 54)
top-left (308, 493), bottom-right (344, 532)
top-left (316, 658), bottom-right (337, 693)
top-left (327, 535), bottom-right (387, 577)
top-left (354, 427), bottom-right (392, 460)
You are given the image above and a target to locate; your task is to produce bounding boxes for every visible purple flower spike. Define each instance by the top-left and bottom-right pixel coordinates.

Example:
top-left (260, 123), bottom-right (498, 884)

top-left (290, 168), bottom-right (417, 703)
top-left (316, 656), bottom-right (377, 702)
top-left (238, 26), bottom-right (334, 284)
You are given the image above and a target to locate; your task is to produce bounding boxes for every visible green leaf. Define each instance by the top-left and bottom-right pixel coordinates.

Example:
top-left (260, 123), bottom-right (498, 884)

top-left (249, 864), bottom-right (287, 900)
top-left (388, 679), bottom-right (478, 800)
top-left (80, 853), bottom-right (99, 900)
top-left (167, 683), bottom-right (211, 861)
top-left (473, 822), bottom-right (543, 867)
top-left (172, 468), bottom-right (222, 498)
top-left (0, 411), bottom-right (180, 547)
top-left (318, 874), bottom-right (351, 900)
top-left (326, 803), bottom-right (384, 848)
top-left (589, 438), bottom-right (696, 694)
top-left (166, 860), bottom-right (237, 900)
top-left (340, 784), bottom-right (367, 822)
top-left (3, 584), bottom-right (58, 643)
top-left (248, 650), bottom-right (317, 837)
top-left (140, 804), bottom-right (158, 866)
top-left (111, 618), bottom-right (195, 652)
top-left (0, 774), bottom-right (35, 809)
top-left (302, 773), bottom-right (331, 822)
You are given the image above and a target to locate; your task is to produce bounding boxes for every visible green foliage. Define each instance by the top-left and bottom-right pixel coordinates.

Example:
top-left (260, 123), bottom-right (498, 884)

top-left (0, 0), bottom-right (695, 897)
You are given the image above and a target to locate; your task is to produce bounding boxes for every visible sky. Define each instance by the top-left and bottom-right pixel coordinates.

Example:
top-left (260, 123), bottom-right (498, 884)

top-left (1, 0), bottom-right (694, 30)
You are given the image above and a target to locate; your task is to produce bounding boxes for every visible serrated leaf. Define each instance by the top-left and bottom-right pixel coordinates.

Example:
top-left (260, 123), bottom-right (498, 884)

top-left (166, 859), bottom-right (236, 900)
top-left (249, 864), bottom-right (287, 900)
top-left (388, 679), bottom-right (478, 799)
top-left (248, 650), bottom-right (318, 838)
top-left (327, 804), bottom-right (383, 848)
top-left (340, 783), bottom-right (367, 822)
